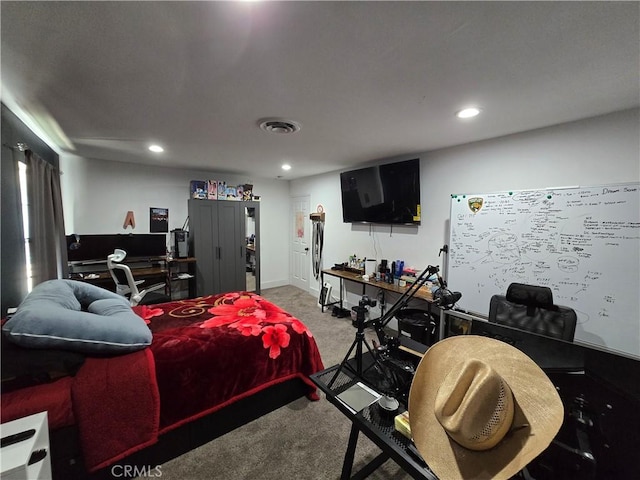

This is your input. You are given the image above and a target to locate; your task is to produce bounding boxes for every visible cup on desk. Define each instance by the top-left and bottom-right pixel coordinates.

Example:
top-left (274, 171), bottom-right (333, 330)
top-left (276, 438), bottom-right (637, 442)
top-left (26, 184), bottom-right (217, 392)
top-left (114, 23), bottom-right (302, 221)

top-left (399, 279), bottom-right (406, 287)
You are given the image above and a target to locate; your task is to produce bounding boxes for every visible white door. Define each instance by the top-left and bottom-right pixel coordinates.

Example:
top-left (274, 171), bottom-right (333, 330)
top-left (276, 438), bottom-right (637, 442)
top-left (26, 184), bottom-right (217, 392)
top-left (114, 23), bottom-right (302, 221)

top-left (291, 195), bottom-right (310, 291)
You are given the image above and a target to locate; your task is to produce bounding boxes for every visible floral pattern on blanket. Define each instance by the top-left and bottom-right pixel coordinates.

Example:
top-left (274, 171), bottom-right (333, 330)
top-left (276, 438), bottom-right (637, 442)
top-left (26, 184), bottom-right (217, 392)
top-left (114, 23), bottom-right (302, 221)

top-left (199, 293), bottom-right (312, 359)
top-left (142, 292), bottom-right (313, 360)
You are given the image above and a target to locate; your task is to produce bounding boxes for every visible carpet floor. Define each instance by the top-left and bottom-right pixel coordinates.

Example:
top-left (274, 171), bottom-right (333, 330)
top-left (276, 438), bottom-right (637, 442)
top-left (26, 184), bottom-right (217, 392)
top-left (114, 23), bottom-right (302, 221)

top-left (153, 285), bottom-right (414, 480)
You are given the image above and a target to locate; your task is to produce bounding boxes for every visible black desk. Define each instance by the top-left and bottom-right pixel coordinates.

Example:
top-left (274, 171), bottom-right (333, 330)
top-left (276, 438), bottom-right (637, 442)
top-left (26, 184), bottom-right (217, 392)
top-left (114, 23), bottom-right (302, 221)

top-left (69, 264), bottom-right (168, 292)
top-left (315, 321), bottom-right (640, 479)
top-left (311, 361), bottom-right (436, 480)
top-left (451, 317), bottom-right (640, 478)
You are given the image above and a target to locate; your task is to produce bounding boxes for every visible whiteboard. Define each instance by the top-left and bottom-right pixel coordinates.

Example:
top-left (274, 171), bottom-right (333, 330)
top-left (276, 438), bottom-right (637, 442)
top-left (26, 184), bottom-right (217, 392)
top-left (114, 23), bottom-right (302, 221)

top-left (447, 183), bottom-right (640, 358)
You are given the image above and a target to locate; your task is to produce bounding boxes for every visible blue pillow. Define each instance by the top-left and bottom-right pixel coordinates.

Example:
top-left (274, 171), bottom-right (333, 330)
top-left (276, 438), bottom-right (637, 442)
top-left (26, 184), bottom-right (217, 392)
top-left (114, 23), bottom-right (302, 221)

top-left (2, 280), bottom-right (152, 354)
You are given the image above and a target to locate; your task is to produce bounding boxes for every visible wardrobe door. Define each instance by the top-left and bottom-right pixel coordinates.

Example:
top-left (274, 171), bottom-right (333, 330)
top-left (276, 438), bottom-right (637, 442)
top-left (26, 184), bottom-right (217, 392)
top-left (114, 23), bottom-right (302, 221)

top-left (216, 201), bottom-right (246, 293)
top-left (188, 199), bottom-right (219, 296)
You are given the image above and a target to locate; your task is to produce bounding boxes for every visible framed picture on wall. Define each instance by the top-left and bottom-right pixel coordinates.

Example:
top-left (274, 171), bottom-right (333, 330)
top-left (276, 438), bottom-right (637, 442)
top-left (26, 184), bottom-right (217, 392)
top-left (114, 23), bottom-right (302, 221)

top-left (150, 207), bottom-right (169, 233)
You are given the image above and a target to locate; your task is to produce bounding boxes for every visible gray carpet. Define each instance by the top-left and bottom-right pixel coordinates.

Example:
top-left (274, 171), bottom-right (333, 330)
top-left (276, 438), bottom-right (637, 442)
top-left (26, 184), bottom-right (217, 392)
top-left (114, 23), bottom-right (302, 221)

top-left (154, 286), bottom-right (413, 480)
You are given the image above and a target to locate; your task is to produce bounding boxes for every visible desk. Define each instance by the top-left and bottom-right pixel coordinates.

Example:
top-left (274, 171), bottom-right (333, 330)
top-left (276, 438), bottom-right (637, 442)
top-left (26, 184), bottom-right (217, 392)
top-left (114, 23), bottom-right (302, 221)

top-left (321, 269), bottom-right (433, 313)
top-left (70, 257), bottom-right (200, 300)
top-left (316, 321), bottom-right (640, 479)
top-left (69, 265), bottom-right (168, 292)
top-left (322, 269), bottom-right (438, 344)
top-left (311, 361), bottom-right (437, 480)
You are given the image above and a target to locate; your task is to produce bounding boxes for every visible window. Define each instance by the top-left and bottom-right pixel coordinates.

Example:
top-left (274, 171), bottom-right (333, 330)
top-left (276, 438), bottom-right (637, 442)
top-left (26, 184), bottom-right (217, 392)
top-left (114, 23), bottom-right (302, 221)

top-left (18, 160), bottom-right (33, 292)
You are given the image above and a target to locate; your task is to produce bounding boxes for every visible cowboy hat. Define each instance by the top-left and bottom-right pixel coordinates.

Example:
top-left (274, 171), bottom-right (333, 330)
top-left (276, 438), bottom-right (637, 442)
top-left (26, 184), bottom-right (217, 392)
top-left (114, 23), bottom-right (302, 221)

top-left (408, 335), bottom-right (564, 480)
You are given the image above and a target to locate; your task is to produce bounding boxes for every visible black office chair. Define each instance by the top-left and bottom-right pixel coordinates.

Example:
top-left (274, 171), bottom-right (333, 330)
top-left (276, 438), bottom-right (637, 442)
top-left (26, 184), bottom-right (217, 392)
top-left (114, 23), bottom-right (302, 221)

top-left (489, 283), bottom-right (577, 342)
top-left (107, 249), bottom-right (170, 306)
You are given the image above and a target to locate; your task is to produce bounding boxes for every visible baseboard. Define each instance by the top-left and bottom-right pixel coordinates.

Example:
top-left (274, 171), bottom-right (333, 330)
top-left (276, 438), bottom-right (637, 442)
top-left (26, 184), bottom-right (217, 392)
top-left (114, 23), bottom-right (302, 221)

top-left (260, 279), bottom-right (290, 290)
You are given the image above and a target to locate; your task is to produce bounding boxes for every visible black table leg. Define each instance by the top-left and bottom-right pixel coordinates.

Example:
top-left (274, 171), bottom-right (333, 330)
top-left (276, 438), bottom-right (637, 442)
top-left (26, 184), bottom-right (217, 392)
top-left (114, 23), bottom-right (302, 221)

top-left (352, 452), bottom-right (390, 480)
top-left (341, 423), bottom-right (391, 480)
top-left (341, 423), bottom-right (360, 480)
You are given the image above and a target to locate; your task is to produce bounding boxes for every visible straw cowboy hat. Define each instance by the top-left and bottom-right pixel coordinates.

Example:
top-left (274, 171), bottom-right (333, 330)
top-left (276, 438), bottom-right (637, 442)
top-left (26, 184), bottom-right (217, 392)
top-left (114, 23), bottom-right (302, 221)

top-left (408, 335), bottom-right (564, 480)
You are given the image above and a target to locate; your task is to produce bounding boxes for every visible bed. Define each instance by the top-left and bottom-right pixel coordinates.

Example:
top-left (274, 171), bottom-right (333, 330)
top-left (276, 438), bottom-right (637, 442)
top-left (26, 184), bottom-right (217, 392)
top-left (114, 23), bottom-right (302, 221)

top-left (1, 284), bottom-right (325, 479)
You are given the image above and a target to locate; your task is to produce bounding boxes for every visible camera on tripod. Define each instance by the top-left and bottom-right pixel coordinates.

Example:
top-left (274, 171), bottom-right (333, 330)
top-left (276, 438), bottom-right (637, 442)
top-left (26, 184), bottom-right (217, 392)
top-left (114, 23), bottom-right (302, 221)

top-left (351, 295), bottom-right (377, 327)
top-left (359, 295), bottom-right (377, 308)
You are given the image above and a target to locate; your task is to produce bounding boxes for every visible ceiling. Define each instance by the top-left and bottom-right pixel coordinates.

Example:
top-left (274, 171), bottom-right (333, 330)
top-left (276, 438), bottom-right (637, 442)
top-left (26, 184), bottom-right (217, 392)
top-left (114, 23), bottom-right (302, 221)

top-left (1, 1), bottom-right (638, 180)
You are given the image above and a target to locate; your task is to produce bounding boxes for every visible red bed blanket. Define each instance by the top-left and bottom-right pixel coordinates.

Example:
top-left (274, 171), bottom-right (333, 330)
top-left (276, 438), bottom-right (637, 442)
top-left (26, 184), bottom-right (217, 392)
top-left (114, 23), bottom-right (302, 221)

top-left (1, 346), bottom-right (159, 473)
top-left (72, 348), bottom-right (160, 471)
top-left (137, 291), bottom-right (325, 431)
top-left (2, 292), bottom-right (325, 473)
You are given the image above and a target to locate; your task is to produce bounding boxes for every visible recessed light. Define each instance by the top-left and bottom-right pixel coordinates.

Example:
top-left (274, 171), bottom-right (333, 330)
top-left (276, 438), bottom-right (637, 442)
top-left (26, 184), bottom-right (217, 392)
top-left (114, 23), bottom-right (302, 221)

top-left (282, 164), bottom-right (292, 171)
top-left (456, 107), bottom-right (481, 119)
top-left (149, 144), bottom-right (164, 153)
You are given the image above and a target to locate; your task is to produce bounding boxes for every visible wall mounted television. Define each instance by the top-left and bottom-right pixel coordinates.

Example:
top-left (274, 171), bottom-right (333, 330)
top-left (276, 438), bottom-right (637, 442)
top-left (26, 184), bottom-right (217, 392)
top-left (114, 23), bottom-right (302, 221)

top-left (340, 158), bottom-right (421, 225)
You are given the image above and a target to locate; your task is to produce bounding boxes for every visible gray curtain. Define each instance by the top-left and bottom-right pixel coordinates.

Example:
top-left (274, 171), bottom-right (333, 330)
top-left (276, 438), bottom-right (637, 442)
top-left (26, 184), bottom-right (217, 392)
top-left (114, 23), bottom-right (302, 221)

top-left (1, 144), bottom-right (28, 312)
top-left (25, 149), bottom-right (68, 285)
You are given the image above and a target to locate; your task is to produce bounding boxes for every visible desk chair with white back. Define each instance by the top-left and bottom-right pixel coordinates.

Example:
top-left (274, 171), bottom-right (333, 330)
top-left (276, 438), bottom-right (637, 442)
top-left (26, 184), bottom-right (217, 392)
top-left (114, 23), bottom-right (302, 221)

top-left (107, 249), bottom-right (168, 306)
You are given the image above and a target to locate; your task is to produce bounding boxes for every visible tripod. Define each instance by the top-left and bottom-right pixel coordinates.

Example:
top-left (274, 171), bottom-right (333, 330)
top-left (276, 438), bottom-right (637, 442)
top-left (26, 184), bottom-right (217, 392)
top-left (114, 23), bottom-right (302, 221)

top-left (327, 259), bottom-right (461, 392)
top-left (327, 302), bottom-right (386, 389)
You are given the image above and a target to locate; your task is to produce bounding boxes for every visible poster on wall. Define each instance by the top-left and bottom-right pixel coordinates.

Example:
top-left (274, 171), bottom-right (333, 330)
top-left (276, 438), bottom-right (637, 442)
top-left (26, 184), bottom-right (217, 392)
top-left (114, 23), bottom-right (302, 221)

top-left (150, 207), bottom-right (168, 233)
top-left (296, 211), bottom-right (304, 238)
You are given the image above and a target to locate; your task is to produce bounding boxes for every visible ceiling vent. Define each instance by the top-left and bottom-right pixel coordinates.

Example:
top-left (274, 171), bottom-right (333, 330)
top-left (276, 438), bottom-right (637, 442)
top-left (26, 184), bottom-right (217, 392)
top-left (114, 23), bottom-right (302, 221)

top-left (258, 118), bottom-right (302, 134)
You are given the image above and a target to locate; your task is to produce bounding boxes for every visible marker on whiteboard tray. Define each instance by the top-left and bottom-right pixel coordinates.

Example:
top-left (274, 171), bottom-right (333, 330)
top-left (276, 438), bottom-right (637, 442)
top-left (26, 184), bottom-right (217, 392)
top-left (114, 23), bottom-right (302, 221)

top-left (546, 186), bottom-right (580, 190)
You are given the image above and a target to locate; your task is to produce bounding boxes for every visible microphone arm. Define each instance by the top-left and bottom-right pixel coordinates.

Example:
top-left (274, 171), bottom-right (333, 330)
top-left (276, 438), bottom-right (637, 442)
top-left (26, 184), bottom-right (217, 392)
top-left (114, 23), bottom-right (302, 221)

top-left (367, 264), bottom-right (440, 345)
top-left (367, 263), bottom-right (462, 346)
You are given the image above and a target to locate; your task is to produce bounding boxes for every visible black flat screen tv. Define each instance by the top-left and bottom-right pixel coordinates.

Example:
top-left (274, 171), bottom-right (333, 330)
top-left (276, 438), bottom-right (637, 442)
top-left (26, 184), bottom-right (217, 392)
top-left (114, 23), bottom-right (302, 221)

top-left (340, 158), bottom-right (421, 225)
top-left (66, 234), bottom-right (167, 263)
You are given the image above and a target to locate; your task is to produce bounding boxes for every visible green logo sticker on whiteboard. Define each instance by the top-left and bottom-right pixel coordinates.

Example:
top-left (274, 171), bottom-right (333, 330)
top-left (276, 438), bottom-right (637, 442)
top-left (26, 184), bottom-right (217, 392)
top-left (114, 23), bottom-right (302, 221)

top-left (468, 197), bottom-right (484, 213)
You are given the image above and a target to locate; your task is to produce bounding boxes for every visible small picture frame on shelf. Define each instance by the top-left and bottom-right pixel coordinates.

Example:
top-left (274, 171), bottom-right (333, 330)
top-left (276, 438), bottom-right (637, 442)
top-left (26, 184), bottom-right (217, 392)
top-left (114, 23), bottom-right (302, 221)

top-left (190, 180), bottom-right (207, 199)
top-left (217, 181), bottom-right (227, 198)
top-left (224, 185), bottom-right (237, 199)
top-left (242, 184), bottom-right (253, 201)
top-left (207, 180), bottom-right (218, 199)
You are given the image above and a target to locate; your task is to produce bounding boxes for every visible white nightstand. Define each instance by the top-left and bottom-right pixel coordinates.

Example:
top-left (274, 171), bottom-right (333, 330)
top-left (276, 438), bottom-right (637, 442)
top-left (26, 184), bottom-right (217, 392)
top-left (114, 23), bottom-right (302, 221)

top-left (1, 412), bottom-right (51, 480)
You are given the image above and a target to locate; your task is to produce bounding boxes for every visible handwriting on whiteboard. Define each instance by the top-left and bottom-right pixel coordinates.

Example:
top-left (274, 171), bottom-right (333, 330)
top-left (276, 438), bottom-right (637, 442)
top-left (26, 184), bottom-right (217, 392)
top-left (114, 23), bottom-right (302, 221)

top-left (447, 185), bottom-right (640, 357)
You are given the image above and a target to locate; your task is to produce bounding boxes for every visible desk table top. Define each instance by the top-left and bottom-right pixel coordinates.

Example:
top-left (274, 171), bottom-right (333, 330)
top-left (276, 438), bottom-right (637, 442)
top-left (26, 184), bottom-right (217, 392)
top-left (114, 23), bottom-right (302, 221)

top-left (322, 268), bottom-right (434, 303)
top-left (311, 363), bottom-right (437, 480)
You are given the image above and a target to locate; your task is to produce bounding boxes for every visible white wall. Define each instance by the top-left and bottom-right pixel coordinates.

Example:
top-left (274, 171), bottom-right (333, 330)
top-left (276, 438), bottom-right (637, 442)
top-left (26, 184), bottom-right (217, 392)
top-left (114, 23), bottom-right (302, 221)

top-left (59, 108), bottom-right (639, 307)
top-left (291, 108), bottom-right (640, 317)
top-left (59, 158), bottom-right (291, 289)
